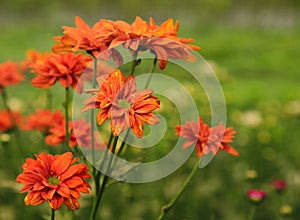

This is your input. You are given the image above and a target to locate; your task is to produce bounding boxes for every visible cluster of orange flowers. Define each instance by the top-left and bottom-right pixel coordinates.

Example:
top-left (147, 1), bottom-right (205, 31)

top-left (53, 16), bottom-right (200, 69)
top-left (4, 15), bottom-right (239, 216)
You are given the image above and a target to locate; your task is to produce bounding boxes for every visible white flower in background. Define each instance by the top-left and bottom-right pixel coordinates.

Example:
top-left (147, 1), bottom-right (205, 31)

top-left (284, 100), bottom-right (300, 116)
top-left (240, 110), bottom-right (262, 127)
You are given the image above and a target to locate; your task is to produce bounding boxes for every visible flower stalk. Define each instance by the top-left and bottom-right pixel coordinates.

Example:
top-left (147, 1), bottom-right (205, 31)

top-left (91, 57), bottom-right (97, 169)
top-left (157, 161), bottom-right (198, 220)
top-left (65, 87), bottom-right (69, 149)
top-left (51, 208), bottom-right (55, 220)
top-left (90, 136), bottom-right (119, 220)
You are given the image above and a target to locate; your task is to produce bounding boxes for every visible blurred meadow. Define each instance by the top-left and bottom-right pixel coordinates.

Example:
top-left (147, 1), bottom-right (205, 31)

top-left (0, 0), bottom-right (300, 219)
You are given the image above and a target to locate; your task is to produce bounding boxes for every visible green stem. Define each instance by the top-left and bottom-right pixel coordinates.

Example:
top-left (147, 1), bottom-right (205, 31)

top-left (1, 88), bottom-right (25, 155)
top-left (90, 136), bottom-right (119, 220)
top-left (129, 51), bottom-right (138, 76)
top-left (144, 58), bottom-right (157, 88)
top-left (248, 205), bottom-right (256, 220)
top-left (157, 162), bottom-right (199, 220)
top-left (94, 132), bottom-right (114, 194)
top-left (51, 208), bottom-right (55, 220)
top-left (65, 87), bottom-right (69, 149)
top-left (91, 57), bottom-right (97, 173)
top-left (1, 88), bottom-right (15, 125)
top-left (46, 89), bottom-right (52, 109)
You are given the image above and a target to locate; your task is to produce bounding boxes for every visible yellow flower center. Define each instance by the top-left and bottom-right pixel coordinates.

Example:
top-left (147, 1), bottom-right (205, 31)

top-left (118, 99), bottom-right (131, 109)
top-left (48, 176), bottom-right (60, 185)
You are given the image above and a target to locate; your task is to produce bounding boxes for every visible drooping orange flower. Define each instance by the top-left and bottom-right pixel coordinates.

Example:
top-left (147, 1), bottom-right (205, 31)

top-left (45, 119), bottom-right (76, 147)
top-left (0, 60), bottom-right (24, 92)
top-left (16, 152), bottom-right (91, 210)
top-left (31, 52), bottom-right (92, 93)
top-left (22, 109), bottom-right (64, 132)
top-left (82, 69), bottom-right (160, 137)
top-left (175, 118), bottom-right (238, 157)
top-left (0, 109), bottom-right (23, 132)
top-left (111, 16), bottom-right (200, 69)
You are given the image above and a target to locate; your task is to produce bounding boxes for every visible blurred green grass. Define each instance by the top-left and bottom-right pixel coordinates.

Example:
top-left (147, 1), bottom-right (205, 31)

top-left (1, 5), bottom-right (300, 220)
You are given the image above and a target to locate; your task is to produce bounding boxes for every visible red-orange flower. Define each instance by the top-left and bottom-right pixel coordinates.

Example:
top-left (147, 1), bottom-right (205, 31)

top-left (111, 16), bottom-right (200, 69)
top-left (22, 109), bottom-right (64, 132)
top-left (72, 119), bottom-right (104, 149)
top-left (175, 118), bottom-right (238, 157)
top-left (82, 69), bottom-right (160, 137)
top-left (52, 16), bottom-right (123, 64)
top-left (45, 120), bottom-right (76, 147)
top-left (21, 50), bottom-right (50, 71)
top-left (0, 109), bottom-right (23, 132)
top-left (31, 52), bottom-right (92, 93)
top-left (0, 60), bottom-right (24, 92)
top-left (16, 152), bottom-right (91, 210)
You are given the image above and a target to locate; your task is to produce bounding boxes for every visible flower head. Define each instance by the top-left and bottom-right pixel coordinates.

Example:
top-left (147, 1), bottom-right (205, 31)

top-left (82, 69), bottom-right (160, 137)
top-left (21, 50), bottom-right (50, 70)
top-left (247, 189), bottom-right (266, 204)
top-left (0, 60), bottom-right (24, 92)
top-left (31, 52), bottom-right (92, 93)
top-left (272, 179), bottom-right (286, 192)
top-left (52, 16), bottom-right (123, 64)
top-left (16, 152), bottom-right (91, 210)
top-left (72, 119), bottom-right (104, 149)
top-left (175, 117), bottom-right (238, 157)
top-left (45, 119), bottom-right (76, 147)
top-left (112, 16), bottom-right (200, 69)
top-left (0, 109), bottom-right (23, 132)
top-left (22, 109), bottom-right (64, 132)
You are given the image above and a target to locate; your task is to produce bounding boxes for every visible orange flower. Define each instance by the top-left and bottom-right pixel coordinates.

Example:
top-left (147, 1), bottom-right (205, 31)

top-left (22, 109), bottom-right (64, 132)
top-left (21, 50), bottom-right (50, 71)
top-left (16, 152), bottom-right (91, 210)
top-left (82, 69), bottom-right (160, 137)
top-left (45, 119), bottom-right (76, 147)
top-left (175, 118), bottom-right (238, 157)
top-left (72, 119), bottom-right (104, 149)
top-left (0, 60), bottom-right (24, 92)
top-left (52, 16), bottom-right (123, 65)
top-left (0, 109), bottom-right (23, 132)
top-left (31, 53), bottom-right (92, 93)
top-left (112, 16), bottom-right (200, 69)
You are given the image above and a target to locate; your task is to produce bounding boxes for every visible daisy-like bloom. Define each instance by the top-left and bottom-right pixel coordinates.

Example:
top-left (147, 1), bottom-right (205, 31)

top-left (272, 179), bottom-right (286, 192)
top-left (0, 109), bottom-right (23, 132)
top-left (82, 69), bottom-right (160, 137)
top-left (175, 117), bottom-right (238, 157)
top-left (22, 109), bottom-right (64, 132)
top-left (0, 60), bottom-right (24, 93)
top-left (31, 52), bottom-right (92, 93)
top-left (16, 152), bottom-right (91, 210)
top-left (247, 189), bottom-right (266, 204)
top-left (45, 120), bottom-right (76, 147)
